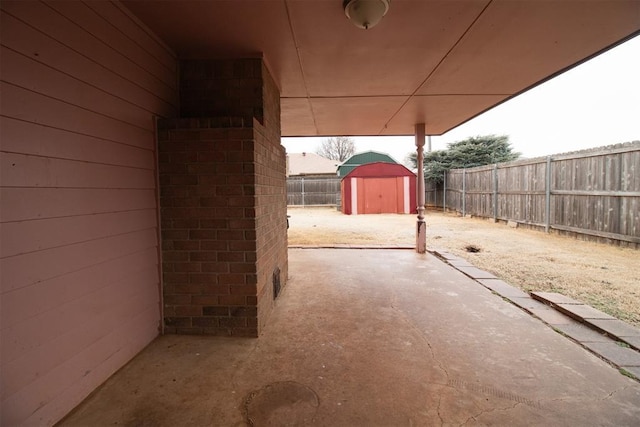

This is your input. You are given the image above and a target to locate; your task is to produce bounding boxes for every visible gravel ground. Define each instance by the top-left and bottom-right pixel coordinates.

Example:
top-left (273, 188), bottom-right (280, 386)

top-left (287, 206), bottom-right (640, 327)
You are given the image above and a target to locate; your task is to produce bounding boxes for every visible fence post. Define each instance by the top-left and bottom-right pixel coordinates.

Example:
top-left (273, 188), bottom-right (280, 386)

top-left (443, 172), bottom-right (446, 212)
top-left (462, 168), bottom-right (466, 217)
top-left (493, 164), bottom-right (498, 222)
top-left (545, 156), bottom-right (551, 232)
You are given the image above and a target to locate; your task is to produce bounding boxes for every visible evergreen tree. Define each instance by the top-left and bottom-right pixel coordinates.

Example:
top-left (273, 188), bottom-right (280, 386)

top-left (409, 135), bottom-right (520, 183)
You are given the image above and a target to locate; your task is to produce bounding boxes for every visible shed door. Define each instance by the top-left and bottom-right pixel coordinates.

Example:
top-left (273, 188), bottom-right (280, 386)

top-left (360, 178), bottom-right (399, 214)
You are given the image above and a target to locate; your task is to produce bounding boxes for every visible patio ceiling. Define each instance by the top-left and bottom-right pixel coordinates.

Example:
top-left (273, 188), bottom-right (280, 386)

top-left (123, 0), bottom-right (640, 137)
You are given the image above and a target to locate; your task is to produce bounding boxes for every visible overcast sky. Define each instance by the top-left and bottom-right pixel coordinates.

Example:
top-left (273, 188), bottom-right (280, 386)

top-left (282, 35), bottom-right (639, 164)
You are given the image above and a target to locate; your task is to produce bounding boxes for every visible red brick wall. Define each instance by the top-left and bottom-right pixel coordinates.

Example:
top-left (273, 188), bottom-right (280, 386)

top-left (158, 58), bottom-right (287, 336)
top-left (260, 61), bottom-right (282, 141)
top-left (158, 118), bottom-right (260, 336)
top-left (254, 63), bottom-right (288, 330)
top-left (180, 58), bottom-right (265, 125)
top-left (254, 130), bottom-right (288, 330)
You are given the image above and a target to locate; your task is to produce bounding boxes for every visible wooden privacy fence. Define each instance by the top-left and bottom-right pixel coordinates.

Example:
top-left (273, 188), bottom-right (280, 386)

top-left (287, 176), bottom-right (340, 206)
top-left (425, 142), bottom-right (640, 247)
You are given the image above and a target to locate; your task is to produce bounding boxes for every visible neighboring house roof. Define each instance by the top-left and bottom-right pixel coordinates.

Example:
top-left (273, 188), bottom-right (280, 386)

top-left (343, 162), bottom-right (416, 180)
top-left (287, 152), bottom-right (339, 176)
top-left (337, 151), bottom-right (398, 177)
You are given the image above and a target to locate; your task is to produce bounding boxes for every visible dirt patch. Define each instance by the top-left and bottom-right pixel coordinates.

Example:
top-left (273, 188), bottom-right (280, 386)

top-left (464, 245), bottom-right (481, 253)
top-left (287, 207), bottom-right (640, 327)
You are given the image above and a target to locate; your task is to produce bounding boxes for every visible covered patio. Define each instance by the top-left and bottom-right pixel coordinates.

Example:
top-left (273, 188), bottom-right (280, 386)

top-left (61, 249), bottom-right (640, 425)
top-left (2, 1), bottom-right (640, 425)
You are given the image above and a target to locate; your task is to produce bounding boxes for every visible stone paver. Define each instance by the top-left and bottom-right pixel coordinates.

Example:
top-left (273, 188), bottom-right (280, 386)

top-left (509, 297), bottom-right (551, 313)
top-left (509, 297), bottom-right (580, 326)
top-left (622, 367), bottom-right (640, 379)
top-left (477, 279), bottom-right (529, 298)
top-left (531, 291), bottom-right (582, 305)
top-left (447, 259), bottom-right (474, 267)
top-left (621, 336), bottom-right (640, 351)
top-left (556, 303), bottom-right (617, 321)
top-left (455, 266), bottom-right (497, 279)
top-left (432, 250), bottom-right (464, 261)
top-left (552, 323), bottom-right (610, 343)
top-left (528, 306), bottom-right (574, 325)
top-left (588, 319), bottom-right (640, 339)
top-left (581, 341), bottom-right (640, 367)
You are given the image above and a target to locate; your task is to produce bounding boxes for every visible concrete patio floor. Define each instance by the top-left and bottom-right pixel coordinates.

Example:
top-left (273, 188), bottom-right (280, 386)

top-left (60, 249), bottom-right (640, 426)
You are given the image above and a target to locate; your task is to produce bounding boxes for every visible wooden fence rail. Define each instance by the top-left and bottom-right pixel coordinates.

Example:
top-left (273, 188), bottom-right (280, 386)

top-left (425, 142), bottom-right (640, 247)
top-left (287, 176), bottom-right (340, 206)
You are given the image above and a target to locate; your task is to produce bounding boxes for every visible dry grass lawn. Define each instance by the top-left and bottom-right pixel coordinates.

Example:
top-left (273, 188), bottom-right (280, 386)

top-left (287, 207), bottom-right (640, 327)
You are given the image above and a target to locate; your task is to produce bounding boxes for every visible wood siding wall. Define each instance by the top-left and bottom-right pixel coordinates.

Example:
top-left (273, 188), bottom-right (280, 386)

top-left (425, 143), bottom-right (640, 247)
top-left (0, 1), bottom-right (178, 425)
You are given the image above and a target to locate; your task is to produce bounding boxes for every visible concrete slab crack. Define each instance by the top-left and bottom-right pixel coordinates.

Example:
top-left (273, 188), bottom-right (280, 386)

top-left (230, 341), bottom-right (261, 393)
top-left (447, 378), bottom-right (541, 409)
top-left (602, 385), bottom-right (631, 401)
top-left (539, 384), bottom-right (632, 406)
top-left (389, 291), bottom-right (450, 382)
top-left (460, 402), bottom-right (521, 426)
top-left (436, 394), bottom-right (445, 426)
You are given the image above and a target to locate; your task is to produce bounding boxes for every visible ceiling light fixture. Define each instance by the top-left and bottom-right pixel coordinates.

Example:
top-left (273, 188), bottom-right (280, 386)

top-left (343, 0), bottom-right (390, 30)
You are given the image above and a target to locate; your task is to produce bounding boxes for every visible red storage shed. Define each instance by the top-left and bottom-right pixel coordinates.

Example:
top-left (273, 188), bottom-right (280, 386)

top-left (341, 162), bottom-right (417, 215)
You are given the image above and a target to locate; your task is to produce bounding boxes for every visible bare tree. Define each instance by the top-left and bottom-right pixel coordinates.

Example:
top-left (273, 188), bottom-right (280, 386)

top-left (316, 137), bottom-right (356, 162)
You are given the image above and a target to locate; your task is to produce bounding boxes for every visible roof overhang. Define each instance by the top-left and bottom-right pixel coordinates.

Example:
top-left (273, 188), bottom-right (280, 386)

top-left (123, 0), bottom-right (640, 137)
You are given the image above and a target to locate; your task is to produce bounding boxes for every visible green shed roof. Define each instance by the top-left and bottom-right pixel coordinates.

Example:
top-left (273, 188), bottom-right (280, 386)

top-left (337, 151), bottom-right (398, 177)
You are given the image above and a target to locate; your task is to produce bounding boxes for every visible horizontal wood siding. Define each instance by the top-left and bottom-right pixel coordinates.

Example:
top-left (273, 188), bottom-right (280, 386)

top-left (0, 1), bottom-right (178, 425)
top-left (436, 143), bottom-right (639, 247)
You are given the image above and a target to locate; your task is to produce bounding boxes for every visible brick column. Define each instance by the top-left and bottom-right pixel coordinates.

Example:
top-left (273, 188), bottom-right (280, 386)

top-left (157, 59), bottom-right (287, 337)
